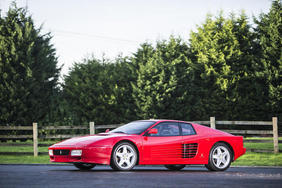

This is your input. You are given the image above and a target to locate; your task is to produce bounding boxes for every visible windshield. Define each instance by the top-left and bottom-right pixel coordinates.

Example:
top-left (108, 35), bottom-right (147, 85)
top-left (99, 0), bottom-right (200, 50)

top-left (109, 121), bottom-right (155, 135)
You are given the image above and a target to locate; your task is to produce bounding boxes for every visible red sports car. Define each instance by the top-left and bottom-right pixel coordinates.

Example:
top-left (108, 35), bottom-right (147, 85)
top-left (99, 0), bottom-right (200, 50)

top-left (48, 120), bottom-right (246, 171)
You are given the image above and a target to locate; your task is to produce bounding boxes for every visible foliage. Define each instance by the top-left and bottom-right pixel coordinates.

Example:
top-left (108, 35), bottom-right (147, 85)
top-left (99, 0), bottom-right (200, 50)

top-left (132, 37), bottom-right (193, 120)
top-left (254, 0), bottom-right (282, 119)
top-left (63, 56), bottom-right (135, 124)
top-left (0, 3), bottom-right (60, 125)
top-left (0, 1), bottom-right (281, 126)
top-left (189, 12), bottom-right (269, 120)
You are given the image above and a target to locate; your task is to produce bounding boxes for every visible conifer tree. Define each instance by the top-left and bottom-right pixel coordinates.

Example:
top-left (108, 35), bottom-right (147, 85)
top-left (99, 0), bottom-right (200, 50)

top-left (254, 0), bottom-right (282, 119)
top-left (0, 3), bottom-right (60, 125)
top-left (189, 12), bottom-right (265, 120)
top-left (132, 37), bottom-right (192, 120)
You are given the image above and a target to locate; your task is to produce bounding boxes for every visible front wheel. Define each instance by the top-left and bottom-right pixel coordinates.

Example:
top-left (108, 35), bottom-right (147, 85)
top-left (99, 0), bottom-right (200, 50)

top-left (164, 165), bottom-right (186, 171)
top-left (205, 143), bottom-right (232, 171)
top-left (111, 142), bottom-right (137, 171)
top-left (73, 163), bottom-right (96, 170)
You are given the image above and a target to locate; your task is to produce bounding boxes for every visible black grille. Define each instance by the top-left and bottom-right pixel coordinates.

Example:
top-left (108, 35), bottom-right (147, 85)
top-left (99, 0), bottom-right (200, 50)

top-left (183, 143), bottom-right (198, 158)
top-left (53, 149), bottom-right (70, 156)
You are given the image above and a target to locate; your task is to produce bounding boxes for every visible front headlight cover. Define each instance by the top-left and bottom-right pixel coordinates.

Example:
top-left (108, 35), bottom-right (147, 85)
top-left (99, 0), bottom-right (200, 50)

top-left (71, 150), bottom-right (82, 156)
top-left (49, 149), bottom-right (53, 156)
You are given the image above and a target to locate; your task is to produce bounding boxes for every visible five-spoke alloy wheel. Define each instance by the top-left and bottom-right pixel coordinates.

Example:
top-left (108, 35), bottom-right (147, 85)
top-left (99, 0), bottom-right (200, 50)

top-left (111, 142), bottom-right (137, 171)
top-left (206, 143), bottom-right (232, 171)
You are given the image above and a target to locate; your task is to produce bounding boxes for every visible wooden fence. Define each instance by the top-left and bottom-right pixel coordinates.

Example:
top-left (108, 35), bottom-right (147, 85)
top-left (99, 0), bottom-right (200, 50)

top-left (0, 117), bottom-right (279, 156)
top-left (194, 117), bottom-right (280, 153)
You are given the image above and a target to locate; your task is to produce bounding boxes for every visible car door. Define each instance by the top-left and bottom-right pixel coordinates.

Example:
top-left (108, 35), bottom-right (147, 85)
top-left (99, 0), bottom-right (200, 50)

top-left (142, 122), bottom-right (183, 164)
top-left (180, 123), bottom-right (201, 163)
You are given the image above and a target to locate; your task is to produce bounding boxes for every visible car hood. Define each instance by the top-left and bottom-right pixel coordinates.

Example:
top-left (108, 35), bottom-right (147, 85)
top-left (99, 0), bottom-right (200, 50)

top-left (50, 133), bottom-right (125, 148)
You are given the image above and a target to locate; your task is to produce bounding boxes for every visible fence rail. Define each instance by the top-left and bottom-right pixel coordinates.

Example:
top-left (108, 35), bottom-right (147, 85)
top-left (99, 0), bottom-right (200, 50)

top-left (225, 130), bottom-right (273, 135)
top-left (0, 126), bottom-right (33, 130)
top-left (0, 135), bottom-right (33, 139)
top-left (216, 121), bottom-right (273, 125)
top-left (42, 126), bottom-right (88, 130)
top-left (0, 117), bottom-right (279, 156)
top-left (39, 135), bottom-right (85, 139)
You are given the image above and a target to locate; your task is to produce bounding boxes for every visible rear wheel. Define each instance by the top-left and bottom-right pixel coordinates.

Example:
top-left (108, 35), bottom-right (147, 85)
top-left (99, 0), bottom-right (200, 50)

top-left (204, 164), bottom-right (214, 171)
top-left (73, 163), bottom-right (96, 170)
top-left (205, 143), bottom-right (232, 171)
top-left (111, 142), bottom-right (137, 171)
top-left (164, 165), bottom-right (186, 171)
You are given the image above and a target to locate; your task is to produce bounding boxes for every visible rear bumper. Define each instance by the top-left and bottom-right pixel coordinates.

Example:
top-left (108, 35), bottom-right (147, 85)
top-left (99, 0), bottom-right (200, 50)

top-left (234, 147), bottom-right (246, 161)
top-left (242, 147), bottom-right (246, 155)
top-left (49, 146), bottom-right (112, 165)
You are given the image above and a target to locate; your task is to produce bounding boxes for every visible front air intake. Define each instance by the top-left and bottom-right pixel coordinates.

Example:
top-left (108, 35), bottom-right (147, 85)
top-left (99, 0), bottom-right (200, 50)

top-left (183, 143), bottom-right (198, 158)
top-left (53, 149), bottom-right (70, 156)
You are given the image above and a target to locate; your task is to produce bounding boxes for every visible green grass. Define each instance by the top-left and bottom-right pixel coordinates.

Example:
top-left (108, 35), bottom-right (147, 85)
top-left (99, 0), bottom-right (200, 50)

top-left (0, 146), bottom-right (49, 152)
top-left (243, 137), bottom-right (282, 150)
top-left (0, 140), bottom-right (55, 153)
top-left (0, 140), bottom-right (56, 164)
top-left (0, 155), bottom-right (52, 164)
top-left (232, 152), bottom-right (282, 166)
top-left (244, 142), bottom-right (282, 150)
top-left (231, 137), bottom-right (282, 166)
top-left (0, 138), bottom-right (282, 166)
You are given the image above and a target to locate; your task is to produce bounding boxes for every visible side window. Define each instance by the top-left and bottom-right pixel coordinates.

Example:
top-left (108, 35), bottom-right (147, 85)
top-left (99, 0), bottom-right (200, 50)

top-left (149, 122), bottom-right (180, 136)
top-left (180, 123), bottom-right (196, 136)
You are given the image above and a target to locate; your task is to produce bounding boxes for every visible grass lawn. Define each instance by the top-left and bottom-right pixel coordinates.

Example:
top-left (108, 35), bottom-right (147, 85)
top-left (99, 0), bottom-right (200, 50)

top-left (232, 152), bottom-right (282, 166)
top-left (243, 137), bottom-right (282, 150)
top-left (0, 155), bottom-right (52, 164)
top-left (0, 140), bottom-right (55, 164)
top-left (0, 146), bottom-right (49, 153)
top-left (0, 138), bottom-right (282, 166)
top-left (0, 140), bottom-right (55, 153)
top-left (244, 142), bottom-right (280, 150)
top-left (231, 137), bottom-right (282, 166)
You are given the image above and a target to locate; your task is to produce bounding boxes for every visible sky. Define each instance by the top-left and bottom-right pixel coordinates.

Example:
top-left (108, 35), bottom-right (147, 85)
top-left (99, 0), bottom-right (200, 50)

top-left (0, 0), bottom-right (272, 76)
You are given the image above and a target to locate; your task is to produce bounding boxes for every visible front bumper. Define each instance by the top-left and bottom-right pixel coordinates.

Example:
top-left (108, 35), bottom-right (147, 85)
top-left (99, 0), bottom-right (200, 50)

top-left (49, 146), bottom-right (112, 165)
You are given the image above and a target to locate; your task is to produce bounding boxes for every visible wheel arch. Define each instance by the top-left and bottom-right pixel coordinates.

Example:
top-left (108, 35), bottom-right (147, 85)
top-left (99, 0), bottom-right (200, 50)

top-left (111, 139), bottom-right (140, 165)
top-left (213, 141), bottom-right (235, 161)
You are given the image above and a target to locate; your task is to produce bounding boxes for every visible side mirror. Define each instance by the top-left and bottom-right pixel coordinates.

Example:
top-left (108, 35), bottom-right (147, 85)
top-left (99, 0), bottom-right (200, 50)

top-left (105, 129), bottom-right (110, 133)
top-left (148, 128), bottom-right (158, 135)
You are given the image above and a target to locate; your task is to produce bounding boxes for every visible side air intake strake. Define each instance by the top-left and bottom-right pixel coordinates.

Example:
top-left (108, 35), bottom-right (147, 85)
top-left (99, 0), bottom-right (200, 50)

top-left (183, 143), bottom-right (198, 158)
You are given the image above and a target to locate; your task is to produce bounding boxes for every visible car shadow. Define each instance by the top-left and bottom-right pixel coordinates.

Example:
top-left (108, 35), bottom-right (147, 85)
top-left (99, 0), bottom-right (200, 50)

top-left (50, 167), bottom-right (238, 174)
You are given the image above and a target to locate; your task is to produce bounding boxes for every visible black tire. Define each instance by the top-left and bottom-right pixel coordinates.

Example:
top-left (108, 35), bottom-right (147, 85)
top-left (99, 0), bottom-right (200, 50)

top-left (204, 164), bottom-right (215, 171)
top-left (206, 143), bottom-right (232, 171)
top-left (164, 165), bottom-right (186, 171)
top-left (73, 163), bottom-right (96, 170)
top-left (110, 142), bottom-right (137, 171)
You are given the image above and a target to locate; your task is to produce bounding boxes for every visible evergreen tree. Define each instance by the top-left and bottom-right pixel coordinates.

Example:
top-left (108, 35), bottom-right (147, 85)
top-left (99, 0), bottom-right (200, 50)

top-left (109, 55), bottom-right (137, 122)
top-left (0, 3), bottom-right (60, 125)
top-left (189, 12), bottom-right (267, 120)
top-left (132, 37), bottom-right (193, 120)
top-left (190, 13), bottom-right (235, 119)
top-left (254, 0), bottom-right (282, 119)
top-left (63, 56), bottom-right (136, 125)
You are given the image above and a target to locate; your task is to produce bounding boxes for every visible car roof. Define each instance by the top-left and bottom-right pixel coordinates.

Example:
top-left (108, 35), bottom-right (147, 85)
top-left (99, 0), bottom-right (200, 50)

top-left (137, 119), bottom-right (191, 123)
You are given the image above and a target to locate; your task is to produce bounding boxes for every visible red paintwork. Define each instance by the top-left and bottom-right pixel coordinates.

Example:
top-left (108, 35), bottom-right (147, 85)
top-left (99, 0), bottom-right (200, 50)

top-left (49, 120), bottom-right (246, 165)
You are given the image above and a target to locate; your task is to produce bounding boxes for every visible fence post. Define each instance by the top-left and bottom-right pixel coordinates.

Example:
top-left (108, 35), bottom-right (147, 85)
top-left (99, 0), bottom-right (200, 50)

top-left (210, 117), bottom-right (216, 129)
top-left (33, 122), bottom-right (38, 157)
top-left (272, 117), bottom-right (279, 153)
top-left (90, 122), bottom-right (95, 135)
